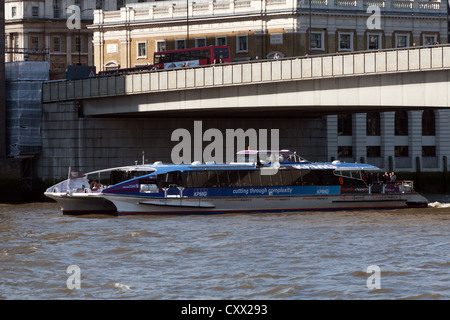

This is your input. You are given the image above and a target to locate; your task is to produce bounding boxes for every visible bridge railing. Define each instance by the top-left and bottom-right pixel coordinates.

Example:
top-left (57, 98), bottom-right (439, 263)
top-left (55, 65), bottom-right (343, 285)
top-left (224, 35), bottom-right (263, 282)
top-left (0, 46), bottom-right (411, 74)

top-left (42, 44), bottom-right (450, 103)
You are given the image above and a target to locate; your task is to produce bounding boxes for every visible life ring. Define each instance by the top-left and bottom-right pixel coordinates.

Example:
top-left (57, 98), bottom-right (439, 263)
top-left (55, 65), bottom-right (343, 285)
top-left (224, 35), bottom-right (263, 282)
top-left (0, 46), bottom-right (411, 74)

top-left (338, 177), bottom-right (344, 185)
top-left (90, 181), bottom-right (100, 191)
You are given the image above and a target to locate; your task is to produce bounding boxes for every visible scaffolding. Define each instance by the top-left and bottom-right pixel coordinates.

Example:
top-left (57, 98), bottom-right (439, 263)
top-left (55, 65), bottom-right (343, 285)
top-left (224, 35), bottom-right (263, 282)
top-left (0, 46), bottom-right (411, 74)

top-left (5, 61), bottom-right (49, 157)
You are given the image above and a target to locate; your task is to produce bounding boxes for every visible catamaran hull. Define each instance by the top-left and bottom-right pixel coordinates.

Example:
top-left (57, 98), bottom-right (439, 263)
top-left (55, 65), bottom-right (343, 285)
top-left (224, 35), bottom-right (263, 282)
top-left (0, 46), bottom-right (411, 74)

top-left (45, 192), bottom-right (117, 215)
top-left (47, 192), bottom-right (428, 215)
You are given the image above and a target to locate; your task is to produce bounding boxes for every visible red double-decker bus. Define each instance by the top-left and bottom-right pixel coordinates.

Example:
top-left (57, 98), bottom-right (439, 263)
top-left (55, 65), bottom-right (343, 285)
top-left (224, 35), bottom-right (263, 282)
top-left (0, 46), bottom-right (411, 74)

top-left (153, 46), bottom-right (231, 69)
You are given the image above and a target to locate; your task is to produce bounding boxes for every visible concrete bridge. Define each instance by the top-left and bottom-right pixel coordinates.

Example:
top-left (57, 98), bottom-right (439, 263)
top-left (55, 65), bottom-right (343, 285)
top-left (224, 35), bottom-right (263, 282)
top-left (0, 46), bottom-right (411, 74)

top-left (38, 45), bottom-right (450, 180)
top-left (42, 45), bottom-right (450, 118)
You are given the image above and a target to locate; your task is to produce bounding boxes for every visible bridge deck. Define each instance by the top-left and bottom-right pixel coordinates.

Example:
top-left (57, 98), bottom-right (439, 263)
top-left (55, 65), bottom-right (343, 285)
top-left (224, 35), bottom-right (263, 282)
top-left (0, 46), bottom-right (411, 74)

top-left (42, 45), bottom-right (450, 104)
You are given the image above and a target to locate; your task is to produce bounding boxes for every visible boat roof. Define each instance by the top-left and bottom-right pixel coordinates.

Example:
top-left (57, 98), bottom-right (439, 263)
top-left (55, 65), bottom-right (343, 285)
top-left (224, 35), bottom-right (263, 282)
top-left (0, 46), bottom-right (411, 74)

top-left (82, 160), bottom-right (379, 177)
top-left (237, 149), bottom-right (295, 155)
top-left (78, 150), bottom-right (380, 177)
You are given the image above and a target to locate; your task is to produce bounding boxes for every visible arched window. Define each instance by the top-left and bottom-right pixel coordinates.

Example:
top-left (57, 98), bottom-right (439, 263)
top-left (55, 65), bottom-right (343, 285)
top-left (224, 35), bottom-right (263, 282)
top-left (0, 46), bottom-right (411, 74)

top-left (366, 112), bottom-right (380, 136)
top-left (395, 111), bottom-right (408, 136)
top-left (422, 110), bottom-right (435, 136)
top-left (104, 61), bottom-right (120, 70)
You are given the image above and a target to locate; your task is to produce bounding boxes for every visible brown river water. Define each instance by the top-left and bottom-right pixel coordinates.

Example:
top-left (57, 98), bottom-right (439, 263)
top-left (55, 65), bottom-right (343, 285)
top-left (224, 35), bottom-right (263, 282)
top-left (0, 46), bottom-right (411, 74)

top-left (1, 196), bottom-right (449, 300)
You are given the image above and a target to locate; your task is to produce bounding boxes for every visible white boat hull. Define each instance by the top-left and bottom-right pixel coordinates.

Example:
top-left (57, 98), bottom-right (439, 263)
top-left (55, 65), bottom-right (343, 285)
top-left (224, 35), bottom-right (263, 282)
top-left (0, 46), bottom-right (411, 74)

top-left (46, 191), bottom-right (428, 215)
top-left (45, 192), bottom-right (117, 215)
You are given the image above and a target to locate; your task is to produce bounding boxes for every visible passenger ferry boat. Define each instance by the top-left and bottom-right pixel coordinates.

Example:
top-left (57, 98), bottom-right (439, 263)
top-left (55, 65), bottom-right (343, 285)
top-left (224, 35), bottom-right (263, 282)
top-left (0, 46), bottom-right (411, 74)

top-left (45, 150), bottom-right (428, 215)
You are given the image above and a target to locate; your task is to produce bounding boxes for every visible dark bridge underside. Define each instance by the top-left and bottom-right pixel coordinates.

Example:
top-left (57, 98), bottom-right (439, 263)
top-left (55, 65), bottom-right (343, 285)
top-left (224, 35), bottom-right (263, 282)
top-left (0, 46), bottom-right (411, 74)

top-left (87, 105), bottom-right (432, 119)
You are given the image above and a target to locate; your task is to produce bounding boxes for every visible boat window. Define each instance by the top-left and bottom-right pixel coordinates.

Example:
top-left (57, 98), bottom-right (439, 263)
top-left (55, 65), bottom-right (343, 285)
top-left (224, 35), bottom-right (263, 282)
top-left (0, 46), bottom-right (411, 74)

top-left (280, 169), bottom-right (294, 185)
top-left (298, 169), bottom-right (310, 177)
top-left (110, 170), bottom-right (153, 185)
top-left (260, 171), bottom-right (272, 186)
top-left (195, 171), bottom-right (209, 188)
top-left (185, 172), bottom-right (195, 188)
top-left (271, 171), bottom-right (283, 186)
top-left (290, 170), bottom-right (303, 186)
top-left (157, 171), bottom-right (184, 188)
top-left (302, 170), bottom-right (323, 186)
top-left (182, 168), bottom-right (341, 188)
top-left (249, 170), bottom-right (261, 187)
top-left (207, 171), bottom-right (219, 188)
top-left (335, 170), bottom-right (361, 179)
top-left (217, 171), bottom-right (230, 188)
top-left (322, 170), bottom-right (339, 185)
top-left (110, 170), bottom-right (125, 185)
top-left (228, 170), bottom-right (241, 187)
top-left (240, 170), bottom-right (252, 187)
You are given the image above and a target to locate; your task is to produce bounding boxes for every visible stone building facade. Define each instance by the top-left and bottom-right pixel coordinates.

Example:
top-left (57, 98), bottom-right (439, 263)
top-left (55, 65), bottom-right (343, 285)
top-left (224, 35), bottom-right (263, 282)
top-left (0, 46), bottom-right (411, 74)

top-left (4, 0), bottom-right (125, 79)
top-left (90, 0), bottom-right (448, 71)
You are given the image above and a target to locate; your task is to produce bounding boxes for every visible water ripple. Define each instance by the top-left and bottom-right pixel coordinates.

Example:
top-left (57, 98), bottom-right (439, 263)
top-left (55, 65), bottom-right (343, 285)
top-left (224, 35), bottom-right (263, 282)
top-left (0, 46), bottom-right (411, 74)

top-left (1, 202), bottom-right (449, 299)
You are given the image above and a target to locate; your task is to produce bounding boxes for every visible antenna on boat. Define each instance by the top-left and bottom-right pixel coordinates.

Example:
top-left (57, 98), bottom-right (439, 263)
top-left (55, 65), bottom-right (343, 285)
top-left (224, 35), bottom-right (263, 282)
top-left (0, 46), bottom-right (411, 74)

top-left (142, 151), bottom-right (145, 165)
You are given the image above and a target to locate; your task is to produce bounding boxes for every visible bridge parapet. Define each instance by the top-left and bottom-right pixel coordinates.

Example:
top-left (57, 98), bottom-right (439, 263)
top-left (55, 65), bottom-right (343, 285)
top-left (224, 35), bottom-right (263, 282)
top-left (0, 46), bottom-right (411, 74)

top-left (42, 45), bottom-right (450, 103)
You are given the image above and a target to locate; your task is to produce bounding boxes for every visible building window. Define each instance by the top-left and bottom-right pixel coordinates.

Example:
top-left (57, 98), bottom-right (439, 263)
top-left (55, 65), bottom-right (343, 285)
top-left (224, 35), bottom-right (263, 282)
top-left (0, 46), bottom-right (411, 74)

top-left (31, 36), bottom-right (39, 50)
top-left (338, 114), bottom-right (352, 136)
top-left (423, 34), bottom-right (437, 45)
top-left (395, 111), bottom-right (408, 136)
top-left (32, 6), bottom-right (39, 17)
top-left (395, 34), bottom-right (409, 48)
top-left (156, 40), bottom-right (166, 52)
top-left (367, 146), bottom-right (381, 157)
top-left (104, 61), bottom-right (120, 70)
top-left (137, 41), bottom-right (147, 58)
top-left (96, 0), bottom-right (104, 10)
top-left (422, 110), bottom-right (435, 136)
top-left (117, 0), bottom-right (125, 10)
top-left (395, 146), bottom-right (409, 157)
top-left (338, 146), bottom-right (353, 158)
top-left (74, 0), bottom-right (82, 8)
top-left (216, 36), bottom-right (227, 46)
top-left (310, 32), bottom-right (325, 51)
top-left (338, 32), bottom-right (353, 51)
top-left (53, 36), bottom-right (61, 52)
top-left (75, 36), bottom-right (82, 53)
top-left (422, 146), bottom-right (436, 157)
top-left (367, 33), bottom-right (382, 50)
top-left (236, 34), bottom-right (248, 53)
top-left (53, 0), bottom-right (61, 18)
top-left (366, 112), bottom-right (380, 136)
top-left (195, 38), bottom-right (206, 48)
top-left (12, 6), bottom-right (17, 17)
top-left (175, 39), bottom-right (186, 50)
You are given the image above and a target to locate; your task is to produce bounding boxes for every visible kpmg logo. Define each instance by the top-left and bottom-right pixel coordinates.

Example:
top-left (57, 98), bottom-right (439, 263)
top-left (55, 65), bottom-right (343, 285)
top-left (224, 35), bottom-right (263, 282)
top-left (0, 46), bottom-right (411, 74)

top-left (171, 121), bottom-right (280, 175)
